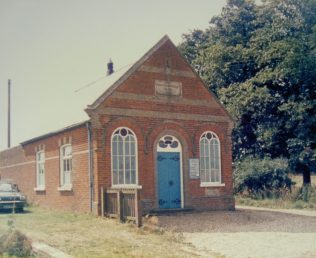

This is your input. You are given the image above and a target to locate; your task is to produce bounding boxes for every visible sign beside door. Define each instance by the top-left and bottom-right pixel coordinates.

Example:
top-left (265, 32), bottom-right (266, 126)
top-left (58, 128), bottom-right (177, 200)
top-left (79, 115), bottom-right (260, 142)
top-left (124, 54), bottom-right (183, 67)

top-left (189, 158), bottom-right (200, 179)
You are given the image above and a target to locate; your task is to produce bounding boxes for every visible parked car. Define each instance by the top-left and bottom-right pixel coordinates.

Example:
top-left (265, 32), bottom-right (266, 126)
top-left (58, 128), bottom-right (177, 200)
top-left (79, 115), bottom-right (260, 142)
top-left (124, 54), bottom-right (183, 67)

top-left (0, 181), bottom-right (26, 212)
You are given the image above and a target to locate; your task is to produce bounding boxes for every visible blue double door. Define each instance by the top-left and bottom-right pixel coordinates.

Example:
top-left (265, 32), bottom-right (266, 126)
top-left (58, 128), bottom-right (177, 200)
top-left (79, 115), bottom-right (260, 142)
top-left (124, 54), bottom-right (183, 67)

top-left (157, 152), bottom-right (181, 209)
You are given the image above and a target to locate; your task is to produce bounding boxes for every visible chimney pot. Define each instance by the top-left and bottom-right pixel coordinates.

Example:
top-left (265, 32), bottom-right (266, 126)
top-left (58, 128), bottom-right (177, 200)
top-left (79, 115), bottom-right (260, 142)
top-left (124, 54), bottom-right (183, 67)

top-left (107, 59), bottom-right (114, 75)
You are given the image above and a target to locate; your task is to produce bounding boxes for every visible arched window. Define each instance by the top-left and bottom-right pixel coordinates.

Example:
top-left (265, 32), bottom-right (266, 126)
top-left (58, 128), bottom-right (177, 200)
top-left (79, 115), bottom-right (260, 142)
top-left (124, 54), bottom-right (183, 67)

top-left (60, 144), bottom-right (72, 187)
top-left (199, 131), bottom-right (221, 185)
top-left (111, 127), bottom-right (137, 186)
top-left (36, 151), bottom-right (45, 189)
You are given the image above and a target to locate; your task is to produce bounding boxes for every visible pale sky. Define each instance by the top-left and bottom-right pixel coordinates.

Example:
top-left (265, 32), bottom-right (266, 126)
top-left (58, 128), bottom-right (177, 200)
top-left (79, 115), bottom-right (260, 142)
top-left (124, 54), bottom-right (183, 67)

top-left (0, 0), bottom-right (227, 150)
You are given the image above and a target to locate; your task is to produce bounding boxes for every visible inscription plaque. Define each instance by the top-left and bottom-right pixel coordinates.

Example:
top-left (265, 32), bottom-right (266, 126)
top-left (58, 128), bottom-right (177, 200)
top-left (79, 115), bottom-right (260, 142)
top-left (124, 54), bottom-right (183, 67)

top-left (155, 80), bottom-right (182, 97)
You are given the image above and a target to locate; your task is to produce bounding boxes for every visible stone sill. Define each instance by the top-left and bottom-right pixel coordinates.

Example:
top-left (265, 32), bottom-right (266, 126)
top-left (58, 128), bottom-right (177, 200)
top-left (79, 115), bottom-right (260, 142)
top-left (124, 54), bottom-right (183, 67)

top-left (111, 185), bottom-right (142, 190)
top-left (200, 183), bottom-right (225, 188)
top-left (57, 185), bottom-right (73, 191)
top-left (34, 187), bottom-right (46, 192)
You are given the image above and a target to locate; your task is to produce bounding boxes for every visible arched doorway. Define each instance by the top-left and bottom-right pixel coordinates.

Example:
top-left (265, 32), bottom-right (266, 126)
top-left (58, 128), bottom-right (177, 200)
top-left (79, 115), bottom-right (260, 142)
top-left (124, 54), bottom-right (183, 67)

top-left (156, 135), bottom-right (183, 209)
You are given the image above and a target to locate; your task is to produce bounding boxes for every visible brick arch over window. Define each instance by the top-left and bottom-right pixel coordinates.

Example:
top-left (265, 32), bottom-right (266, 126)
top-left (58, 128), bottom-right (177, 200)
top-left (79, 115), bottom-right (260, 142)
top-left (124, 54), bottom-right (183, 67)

top-left (193, 123), bottom-right (227, 156)
top-left (145, 121), bottom-right (191, 156)
top-left (100, 118), bottom-right (145, 158)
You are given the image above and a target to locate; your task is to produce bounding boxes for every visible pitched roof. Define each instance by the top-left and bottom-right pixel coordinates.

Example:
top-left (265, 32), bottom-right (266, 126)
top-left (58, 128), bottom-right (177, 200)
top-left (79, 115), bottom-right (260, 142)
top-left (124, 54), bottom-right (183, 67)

top-left (74, 62), bottom-right (134, 117)
top-left (16, 36), bottom-right (170, 146)
top-left (85, 35), bottom-right (170, 110)
top-left (18, 35), bottom-right (233, 146)
top-left (21, 121), bottom-right (87, 146)
top-left (82, 34), bottom-right (234, 122)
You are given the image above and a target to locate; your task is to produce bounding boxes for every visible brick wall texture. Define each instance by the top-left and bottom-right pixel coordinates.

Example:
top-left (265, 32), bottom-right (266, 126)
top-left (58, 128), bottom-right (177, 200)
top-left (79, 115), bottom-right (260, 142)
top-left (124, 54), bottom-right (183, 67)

top-left (0, 125), bottom-right (90, 212)
top-left (0, 37), bottom-right (235, 214)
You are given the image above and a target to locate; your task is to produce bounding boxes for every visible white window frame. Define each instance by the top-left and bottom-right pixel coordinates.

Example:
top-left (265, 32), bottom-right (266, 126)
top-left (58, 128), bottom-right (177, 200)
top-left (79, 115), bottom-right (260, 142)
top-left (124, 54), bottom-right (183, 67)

top-left (199, 131), bottom-right (225, 187)
top-left (111, 127), bottom-right (141, 188)
top-left (58, 144), bottom-right (73, 191)
top-left (34, 150), bottom-right (45, 191)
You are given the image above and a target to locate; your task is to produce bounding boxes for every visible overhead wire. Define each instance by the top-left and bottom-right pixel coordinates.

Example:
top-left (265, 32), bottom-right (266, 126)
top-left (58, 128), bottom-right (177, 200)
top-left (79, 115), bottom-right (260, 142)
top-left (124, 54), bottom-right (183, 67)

top-left (74, 62), bottom-right (134, 93)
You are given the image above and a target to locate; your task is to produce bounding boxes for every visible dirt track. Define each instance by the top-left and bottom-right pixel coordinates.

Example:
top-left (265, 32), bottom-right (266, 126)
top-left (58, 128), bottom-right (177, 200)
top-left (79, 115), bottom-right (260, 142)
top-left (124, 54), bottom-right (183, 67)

top-left (156, 207), bottom-right (316, 258)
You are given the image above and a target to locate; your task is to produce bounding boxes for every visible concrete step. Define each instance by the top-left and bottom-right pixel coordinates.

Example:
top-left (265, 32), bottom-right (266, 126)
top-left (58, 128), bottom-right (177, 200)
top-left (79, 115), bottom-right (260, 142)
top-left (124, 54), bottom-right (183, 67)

top-left (148, 208), bottom-right (194, 216)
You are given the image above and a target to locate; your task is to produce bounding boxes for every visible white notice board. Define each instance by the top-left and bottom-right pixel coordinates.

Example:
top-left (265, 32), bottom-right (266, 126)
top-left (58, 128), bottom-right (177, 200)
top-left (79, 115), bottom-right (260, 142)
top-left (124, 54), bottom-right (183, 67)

top-left (189, 159), bottom-right (200, 179)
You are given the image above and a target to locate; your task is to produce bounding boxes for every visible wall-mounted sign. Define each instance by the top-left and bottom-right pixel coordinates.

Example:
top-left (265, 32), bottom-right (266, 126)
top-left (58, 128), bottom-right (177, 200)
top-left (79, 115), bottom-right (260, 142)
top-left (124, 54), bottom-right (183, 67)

top-left (189, 159), bottom-right (200, 179)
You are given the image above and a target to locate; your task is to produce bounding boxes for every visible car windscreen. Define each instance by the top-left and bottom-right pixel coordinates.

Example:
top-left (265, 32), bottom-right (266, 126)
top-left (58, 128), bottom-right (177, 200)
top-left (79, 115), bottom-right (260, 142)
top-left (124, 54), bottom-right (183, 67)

top-left (0, 183), bottom-right (15, 192)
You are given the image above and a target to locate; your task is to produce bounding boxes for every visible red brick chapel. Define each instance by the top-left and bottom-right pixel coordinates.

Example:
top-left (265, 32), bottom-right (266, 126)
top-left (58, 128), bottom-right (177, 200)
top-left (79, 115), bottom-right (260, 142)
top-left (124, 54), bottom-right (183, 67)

top-left (0, 36), bottom-right (235, 215)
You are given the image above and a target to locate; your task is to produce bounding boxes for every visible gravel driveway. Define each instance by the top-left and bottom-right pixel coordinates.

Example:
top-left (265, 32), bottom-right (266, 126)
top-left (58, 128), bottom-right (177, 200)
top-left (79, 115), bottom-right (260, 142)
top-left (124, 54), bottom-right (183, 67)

top-left (155, 207), bottom-right (316, 258)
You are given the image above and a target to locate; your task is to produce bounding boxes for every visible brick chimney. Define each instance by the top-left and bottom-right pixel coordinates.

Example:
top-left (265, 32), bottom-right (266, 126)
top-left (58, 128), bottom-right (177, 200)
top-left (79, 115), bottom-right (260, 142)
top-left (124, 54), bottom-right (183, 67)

top-left (107, 59), bottom-right (114, 75)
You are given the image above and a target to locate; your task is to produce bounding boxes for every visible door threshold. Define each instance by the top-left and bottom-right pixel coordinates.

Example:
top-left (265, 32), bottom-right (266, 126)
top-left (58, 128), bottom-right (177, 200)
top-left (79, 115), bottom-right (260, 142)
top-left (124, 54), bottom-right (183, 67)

top-left (148, 207), bottom-right (194, 216)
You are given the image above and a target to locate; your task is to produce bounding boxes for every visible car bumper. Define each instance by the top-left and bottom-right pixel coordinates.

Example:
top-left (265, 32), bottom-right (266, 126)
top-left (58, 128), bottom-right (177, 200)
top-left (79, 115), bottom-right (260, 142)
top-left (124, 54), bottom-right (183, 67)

top-left (0, 201), bottom-right (25, 210)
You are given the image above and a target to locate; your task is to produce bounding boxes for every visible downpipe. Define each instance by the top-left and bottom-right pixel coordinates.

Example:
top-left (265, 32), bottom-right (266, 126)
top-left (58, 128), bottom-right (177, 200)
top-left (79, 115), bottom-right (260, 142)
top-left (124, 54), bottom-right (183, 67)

top-left (86, 122), bottom-right (94, 212)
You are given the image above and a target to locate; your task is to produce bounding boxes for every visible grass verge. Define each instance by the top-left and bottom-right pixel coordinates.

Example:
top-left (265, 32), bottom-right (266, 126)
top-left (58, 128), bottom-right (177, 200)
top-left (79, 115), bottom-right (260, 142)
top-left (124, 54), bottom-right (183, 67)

top-left (0, 207), bottom-right (197, 258)
top-left (235, 195), bottom-right (316, 210)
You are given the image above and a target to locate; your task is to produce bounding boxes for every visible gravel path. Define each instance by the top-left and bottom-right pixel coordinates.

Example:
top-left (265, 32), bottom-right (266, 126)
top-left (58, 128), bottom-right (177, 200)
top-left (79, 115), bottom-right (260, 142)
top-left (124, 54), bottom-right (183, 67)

top-left (156, 207), bottom-right (316, 258)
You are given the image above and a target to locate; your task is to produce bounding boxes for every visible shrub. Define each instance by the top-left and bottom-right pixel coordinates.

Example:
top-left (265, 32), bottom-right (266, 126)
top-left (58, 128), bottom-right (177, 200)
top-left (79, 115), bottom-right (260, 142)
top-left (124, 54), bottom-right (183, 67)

top-left (0, 230), bottom-right (32, 257)
top-left (234, 157), bottom-right (293, 198)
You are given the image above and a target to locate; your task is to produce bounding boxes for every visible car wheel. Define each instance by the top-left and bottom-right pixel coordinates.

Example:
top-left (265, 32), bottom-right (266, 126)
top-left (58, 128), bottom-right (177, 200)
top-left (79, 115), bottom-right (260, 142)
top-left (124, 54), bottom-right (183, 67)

top-left (16, 207), bottom-right (24, 213)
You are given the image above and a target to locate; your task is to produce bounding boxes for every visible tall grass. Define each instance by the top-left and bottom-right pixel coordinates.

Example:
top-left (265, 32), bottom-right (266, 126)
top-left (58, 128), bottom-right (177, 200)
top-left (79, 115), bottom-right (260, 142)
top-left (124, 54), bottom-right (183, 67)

top-left (236, 175), bottom-right (316, 210)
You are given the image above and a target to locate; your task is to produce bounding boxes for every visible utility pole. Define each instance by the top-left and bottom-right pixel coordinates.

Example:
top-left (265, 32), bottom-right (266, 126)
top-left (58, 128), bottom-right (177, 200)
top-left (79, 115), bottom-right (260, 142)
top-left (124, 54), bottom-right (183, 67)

top-left (8, 79), bottom-right (11, 148)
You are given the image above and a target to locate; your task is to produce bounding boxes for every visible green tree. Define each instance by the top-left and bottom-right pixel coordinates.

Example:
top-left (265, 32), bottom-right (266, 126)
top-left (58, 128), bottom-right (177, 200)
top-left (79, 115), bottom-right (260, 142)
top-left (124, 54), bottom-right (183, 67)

top-left (179, 0), bottom-right (316, 185)
top-left (178, 29), bottom-right (209, 65)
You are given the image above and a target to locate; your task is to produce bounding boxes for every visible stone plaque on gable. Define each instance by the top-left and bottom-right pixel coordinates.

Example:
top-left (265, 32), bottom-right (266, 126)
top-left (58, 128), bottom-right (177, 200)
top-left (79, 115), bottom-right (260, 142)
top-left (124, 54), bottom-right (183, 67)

top-left (155, 80), bottom-right (182, 97)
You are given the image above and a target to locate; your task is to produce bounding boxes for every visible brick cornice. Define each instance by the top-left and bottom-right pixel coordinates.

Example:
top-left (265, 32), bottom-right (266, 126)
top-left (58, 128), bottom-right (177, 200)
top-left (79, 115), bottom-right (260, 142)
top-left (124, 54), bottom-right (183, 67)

top-left (96, 107), bottom-right (232, 124)
top-left (111, 92), bottom-right (220, 108)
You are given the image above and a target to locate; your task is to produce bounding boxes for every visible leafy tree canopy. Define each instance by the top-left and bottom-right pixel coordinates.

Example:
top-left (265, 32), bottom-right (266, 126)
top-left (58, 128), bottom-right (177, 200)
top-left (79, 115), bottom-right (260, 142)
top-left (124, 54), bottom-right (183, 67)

top-left (179, 0), bottom-right (316, 184)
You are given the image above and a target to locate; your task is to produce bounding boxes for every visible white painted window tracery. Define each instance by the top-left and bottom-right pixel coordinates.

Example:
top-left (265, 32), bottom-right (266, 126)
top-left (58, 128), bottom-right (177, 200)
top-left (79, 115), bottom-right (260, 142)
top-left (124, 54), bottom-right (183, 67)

top-left (36, 151), bottom-right (45, 189)
top-left (60, 144), bottom-right (72, 187)
top-left (157, 135), bottom-right (182, 152)
top-left (111, 127), bottom-right (138, 186)
top-left (199, 132), bottom-right (222, 186)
